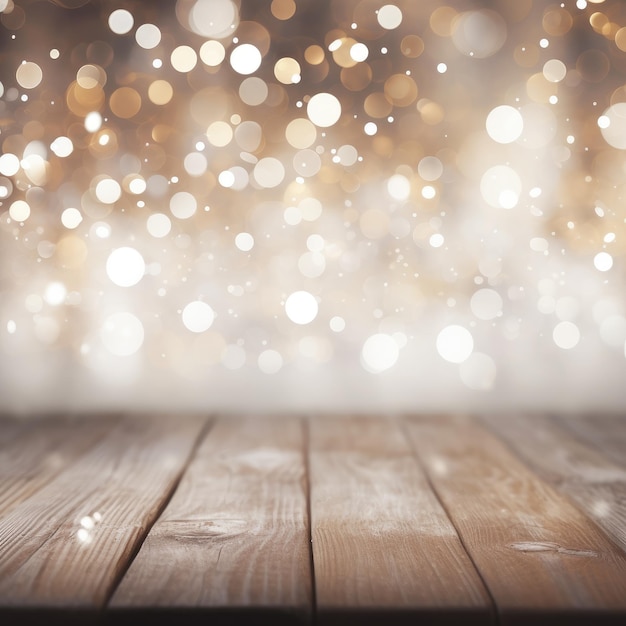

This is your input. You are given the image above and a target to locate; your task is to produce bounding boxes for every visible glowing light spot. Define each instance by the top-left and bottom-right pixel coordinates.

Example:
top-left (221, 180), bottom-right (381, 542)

top-left (422, 185), bottom-right (436, 199)
top-left (364, 121), bottom-right (378, 135)
top-left (387, 174), bottom-right (411, 200)
top-left (95, 178), bottom-right (122, 204)
top-left (0, 153), bottom-right (20, 176)
top-left (361, 333), bottom-right (400, 373)
top-left (50, 136), bottom-right (73, 157)
top-left (171, 45), bottom-right (197, 72)
top-left (101, 312), bottom-right (144, 356)
top-left (599, 104), bottom-right (626, 149)
top-left (543, 58), bottom-right (567, 82)
top-left (200, 40), bottom-right (226, 66)
top-left (135, 23), bottom-right (161, 49)
top-left (61, 208), bottom-right (82, 229)
top-left (106, 247), bottom-right (145, 287)
top-left (285, 290), bottom-right (318, 325)
top-left (235, 232), bottom-right (254, 251)
top-left (377, 5), bottom-right (403, 30)
top-left (258, 349), bottom-right (283, 374)
top-left (553, 321), bottom-right (580, 349)
top-left (230, 43), bottom-right (262, 75)
top-left (436, 325), bottom-right (474, 363)
top-left (219, 170), bottom-right (235, 188)
top-left (437, 63), bottom-right (447, 73)
top-left (486, 105), bottom-right (523, 143)
top-left (330, 316), bottom-right (345, 332)
top-left (9, 199), bottom-right (30, 222)
top-left (480, 165), bottom-right (522, 209)
top-left (146, 213), bottom-right (171, 238)
top-left (350, 42), bottom-right (369, 62)
top-left (253, 157), bottom-right (285, 188)
top-left (307, 92), bottom-right (342, 127)
top-left (470, 289), bottom-right (503, 320)
top-left (7, 320), bottom-right (16, 334)
top-left (84, 112), bottom-right (102, 133)
top-left (169, 191), bottom-right (197, 219)
top-left (594, 251), bottom-right (613, 272)
top-left (429, 233), bottom-right (444, 248)
top-left (44, 282), bottom-right (67, 306)
top-left (108, 9), bottom-right (134, 35)
top-left (16, 61), bottom-right (43, 89)
top-left (182, 300), bottom-right (215, 333)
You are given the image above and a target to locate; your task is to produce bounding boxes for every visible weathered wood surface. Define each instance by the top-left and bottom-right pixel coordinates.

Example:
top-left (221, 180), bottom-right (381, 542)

top-left (0, 414), bottom-right (119, 516)
top-left (111, 416), bottom-right (312, 625)
top-left (0, 414), bottom-right (207, 609)
top-left (0, 413), bottom-right (625, 625)
top-left (482, 413), bottom-right (626, 555)
top-left (405, 415), bottom-right (626, 625)
top-left (309, 416), bottom-right (493, 625)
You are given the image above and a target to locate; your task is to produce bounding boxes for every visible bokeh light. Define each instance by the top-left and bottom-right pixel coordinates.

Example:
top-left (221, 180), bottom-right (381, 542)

top-left (2, 0), bottom-right (626, 412)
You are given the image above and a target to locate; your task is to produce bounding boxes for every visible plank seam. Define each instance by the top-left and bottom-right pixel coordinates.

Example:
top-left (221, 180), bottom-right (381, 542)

top-left (399, 415), bottom-right (500, 626)
top-left (303, 415), bottom-right (317, 626)
top-left (102, 414), bottom-right (214, 608)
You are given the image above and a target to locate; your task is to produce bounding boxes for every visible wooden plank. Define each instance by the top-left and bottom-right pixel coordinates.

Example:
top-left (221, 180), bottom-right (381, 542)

top-left (555, 414), bottom-right (626, 469)
top-left (309, 416), bottom-right (493, 626)
top-left (482, 413), bottom-right (626, 555)
top-left (0, 414), bottom-right (119, 516)
top-left (0, 414), bottom-right (207, 615)
top-left (110, 416), bottom-right (312, 625)
top-left (405, 415), bottom-right (626, 625)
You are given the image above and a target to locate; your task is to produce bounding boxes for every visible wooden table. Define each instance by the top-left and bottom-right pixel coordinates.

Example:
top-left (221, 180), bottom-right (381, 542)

top-left (0, 413), bottom-right (625, 625)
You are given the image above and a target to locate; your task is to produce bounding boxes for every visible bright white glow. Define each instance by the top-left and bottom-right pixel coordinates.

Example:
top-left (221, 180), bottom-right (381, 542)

top-left (50, 136), bottom-right (73, 157)
top-left (377, 5), bottom-right (403, 30)
top-left (436, 325), bottom-right (474, 363)
top-left (108, 9), bottom-right (134, 35)
top-left (61, 208), bottom-right (82, 229)
top-left (106, 247), bottom-right (145, 287)
top-left (146, 213), bottom-right (171, 238)
top-left (182, 300), bottom-right (215, 332)
top-left (486, 105), bottom-right (523, 143)
top-left (480, 165), bottom-right (521, 209)
top-left (330, 316), bottom-right (345, 332)
top-left (307, 92), bottom-right (342, 127)
top-left (553, 321), bottom-right (580, 349)
top-left (599, 104), bottom-right (626, 149)
top-left (0, 153), bottom-right (19, 176)
top-left (594, 251), bottom-right (613, 271)
top-left (285, 290), bottom-right (318, 324)
top-left (350, 43), bottom-right (369, 62)
top-left (135, 23), bottom-right (161, 49)
top-left (44, 282), bottom-right (66, 306)
top-left (230, 44), bottom-right (262, 75)
top-left (169, 191), bottom-right (197, 219)
top-left (387, 174), bottom-right (410, 200)
top-left (100, 312), bottom-right (144, 356)
top-left (235, 232), bottom-right (254, 252)
top-left (361, 333), bottom-right (400, 373)
top-left (9, 200), bottom-right (30, 222)
top-left (84, 112), bottom-right (102, 133)
top-left (95, 178), bottom-right (122, 204)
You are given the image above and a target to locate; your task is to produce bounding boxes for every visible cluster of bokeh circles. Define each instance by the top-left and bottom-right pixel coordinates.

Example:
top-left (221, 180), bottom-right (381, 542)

top-left (1, 0), bottom-right (626, 407)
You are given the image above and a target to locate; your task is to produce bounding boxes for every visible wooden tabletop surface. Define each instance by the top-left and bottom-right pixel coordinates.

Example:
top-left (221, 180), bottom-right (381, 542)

top-left (0, 413), bottom-right (625, 625)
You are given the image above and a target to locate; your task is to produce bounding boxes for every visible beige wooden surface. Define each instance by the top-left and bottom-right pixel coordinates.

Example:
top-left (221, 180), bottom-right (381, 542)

top-left (309, 416), bottom-right (493, 624)
top-left (482, 413), bottom-right (626, 554)
top-left (0, 415), bottom-right (207, 607)
top-left (0, 413), bottom-right (625, 625)
top-left (111, 416), bottom-right (312, 622)
top-left (0, 414), bottom-right (119, 516)
top-left (405, 415), bottom-right (626, 624)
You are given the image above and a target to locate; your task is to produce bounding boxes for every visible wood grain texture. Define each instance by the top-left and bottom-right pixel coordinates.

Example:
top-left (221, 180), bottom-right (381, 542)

top-left (405, 415), bottom-right (626, 625)
top-left (0, 414), bottom-right (207, 609)
top-left (0, 414), bottom-right (119, 516)
top-left (110, 416), bottom-right (312, 625)
top-left (482, 413), bottom-right (626, 554)
top-left (309, 416), bottom-right (493, 626)
top-left (556, 414), bottom-right (626, 469)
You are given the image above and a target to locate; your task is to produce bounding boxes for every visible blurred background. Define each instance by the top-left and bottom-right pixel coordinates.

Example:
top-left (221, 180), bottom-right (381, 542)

top-left (1, 0), bottom-right (626, 414)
